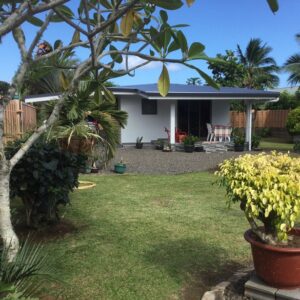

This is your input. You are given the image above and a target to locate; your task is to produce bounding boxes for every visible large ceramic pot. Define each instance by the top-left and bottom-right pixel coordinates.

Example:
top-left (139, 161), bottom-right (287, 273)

top-left (244, 229), bottom-right (300, 289)
top-left (114, 163), bottom-right (126, 174)
top-left (184, 145), bottom-right (194, 153)
top-left (234, 144), bottom-right (244, 152)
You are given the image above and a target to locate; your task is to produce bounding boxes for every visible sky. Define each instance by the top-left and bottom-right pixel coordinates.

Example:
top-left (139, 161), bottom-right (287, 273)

top-left (0, 0), bottom-right (299, 88)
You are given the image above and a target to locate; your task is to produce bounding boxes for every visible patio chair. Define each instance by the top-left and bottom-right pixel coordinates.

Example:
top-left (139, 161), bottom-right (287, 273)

top-left (206, 123), bottom-right (215, 141)
top-left (175, 128), bottom-right (188, 143)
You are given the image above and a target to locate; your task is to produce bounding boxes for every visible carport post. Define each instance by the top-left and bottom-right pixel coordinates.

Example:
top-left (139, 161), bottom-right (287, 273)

top-left (170, 102), bottom-right (176, 147)
top-left (245, 101), bottom-right (252, 151)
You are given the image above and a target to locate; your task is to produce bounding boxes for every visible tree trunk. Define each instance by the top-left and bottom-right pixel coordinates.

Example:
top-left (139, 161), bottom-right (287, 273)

top-left (0, 161), bottom-right (19, 261)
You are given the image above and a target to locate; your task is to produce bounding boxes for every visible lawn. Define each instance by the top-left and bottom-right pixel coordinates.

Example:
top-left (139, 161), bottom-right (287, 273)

top-left (43, 172), bottom-right (250, 300)
top-left (260, 137), bottom-right (293, 151)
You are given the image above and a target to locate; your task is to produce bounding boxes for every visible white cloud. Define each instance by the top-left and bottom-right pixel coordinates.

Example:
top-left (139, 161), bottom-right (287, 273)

top-left (120, 56), bottom-right (182, 72)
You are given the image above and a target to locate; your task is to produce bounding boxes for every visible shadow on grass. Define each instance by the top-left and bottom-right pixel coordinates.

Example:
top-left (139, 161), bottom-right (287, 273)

top-left (144, 238), bottom-right (243, 300)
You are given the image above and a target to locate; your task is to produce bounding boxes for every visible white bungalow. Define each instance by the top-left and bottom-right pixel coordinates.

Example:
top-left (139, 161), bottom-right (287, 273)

top-left (25, 83), bottom-right (280, 150)
top-left (110, 84), bottom-right (279, 150)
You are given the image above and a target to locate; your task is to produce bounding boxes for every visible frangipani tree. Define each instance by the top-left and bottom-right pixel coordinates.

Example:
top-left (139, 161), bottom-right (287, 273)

top-left (0, 0), bottom-right (279, 260)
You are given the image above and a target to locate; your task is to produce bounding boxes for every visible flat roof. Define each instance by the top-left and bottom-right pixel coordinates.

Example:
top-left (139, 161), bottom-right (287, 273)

top-left (110, 84), bottom-right (280, 100)
top-left (25, 83), bottom-right (280, 103)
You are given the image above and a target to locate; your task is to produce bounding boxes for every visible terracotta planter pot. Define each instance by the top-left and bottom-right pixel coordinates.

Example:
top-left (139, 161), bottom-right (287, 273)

top-left (59, 137), bottom-right (95, 155)
top-left (244, 229), bottom-right (300, 289)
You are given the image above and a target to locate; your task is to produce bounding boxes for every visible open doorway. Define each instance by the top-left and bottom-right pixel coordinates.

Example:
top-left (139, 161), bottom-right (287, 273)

top-left (177, 100), bottom-right (211, 138)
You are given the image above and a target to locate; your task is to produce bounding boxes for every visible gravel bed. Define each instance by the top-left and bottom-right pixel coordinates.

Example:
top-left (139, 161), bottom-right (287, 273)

top-left (106, 146), bottom-right (243, 174)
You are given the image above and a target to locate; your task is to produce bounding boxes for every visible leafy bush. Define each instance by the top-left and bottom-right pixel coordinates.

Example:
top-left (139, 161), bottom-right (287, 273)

top-left (6, 138), bottom-right (86, 227)
top-left (251, 134), bottom-right (261, 149)
top-left (294, 142), bottom-right (300, 153)
top-left (182, 135), bottom-right (198, 145)
top-left (216, 152), bottom-right (300, 244)
top-left (286, 107), bottom-right (300, 135)
top-left (256, 127), bottom-right (271, 138)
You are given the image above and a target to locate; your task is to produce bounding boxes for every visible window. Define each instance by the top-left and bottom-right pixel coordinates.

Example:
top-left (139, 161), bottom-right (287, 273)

top-left (142, 98), bottom-right (157, 115)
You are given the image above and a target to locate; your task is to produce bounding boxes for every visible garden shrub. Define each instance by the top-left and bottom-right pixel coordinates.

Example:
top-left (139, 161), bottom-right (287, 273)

top-left (251, 134), bottom-right (261, 149)
top-left (6, 138), bottom-right (86, 227)
top-left (294, 142), bottom-right (300, 153)
top-left (286, 107), bottom-right (300, 135)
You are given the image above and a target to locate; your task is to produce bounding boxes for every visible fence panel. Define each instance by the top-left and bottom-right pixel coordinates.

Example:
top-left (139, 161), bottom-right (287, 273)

top-left (3, 100), bottom-right (37, 144)
top-left (230, 110), bottom-right (290, 128)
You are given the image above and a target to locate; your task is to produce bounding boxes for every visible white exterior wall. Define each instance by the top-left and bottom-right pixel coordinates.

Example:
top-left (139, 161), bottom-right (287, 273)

top-left (211, 100), bottom-right (230, 125)
top-left (120, 95), bottom-right (175, 143)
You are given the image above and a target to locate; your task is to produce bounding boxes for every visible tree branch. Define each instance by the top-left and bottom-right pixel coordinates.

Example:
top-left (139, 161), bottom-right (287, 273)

top-left (0, 0), bottom-right (69, 37)
top-left (88, 0), bottom-right (139, 39)
top-left (27, 11), bottom-right (55, 59)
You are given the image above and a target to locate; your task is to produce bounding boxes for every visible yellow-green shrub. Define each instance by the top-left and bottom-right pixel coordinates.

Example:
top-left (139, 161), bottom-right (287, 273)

top-left (216, 152), bottom-right (300, 244)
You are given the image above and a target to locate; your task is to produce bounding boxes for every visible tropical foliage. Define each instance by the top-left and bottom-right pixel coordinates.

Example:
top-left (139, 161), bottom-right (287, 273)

top-left (6, 138), bottom-right (86, 227)
top-left (207, 50), bottom-right (245, 87)
top-left (0, 240), bottom-right (55, 299)
top-left (265, 90), bottom-right (300, 110)
top-left (208, 39), bottom-right (279, 90)
top-left (237, 38), bottom-right (279, 89)
top-left (40, 76), bottom-right (127, 160)
top-left (284, 33), bottom-right (300, 86)
top-left (216, 152), bottom-right (300, 244)
top-left (286, 107), bottom-right (300, 135)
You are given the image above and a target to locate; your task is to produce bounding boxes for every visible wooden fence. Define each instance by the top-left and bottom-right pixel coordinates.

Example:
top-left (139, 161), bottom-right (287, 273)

top-left (4, 100), bottom-right (37, 144)
top-left (230, 110), bottom-right (290, 128)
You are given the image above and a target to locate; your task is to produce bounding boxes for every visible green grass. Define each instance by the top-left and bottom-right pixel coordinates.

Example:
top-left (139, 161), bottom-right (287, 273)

top-left (43, 173), bottom-right (250, 299)
top-left (260, 137), bottom-right (293, 151)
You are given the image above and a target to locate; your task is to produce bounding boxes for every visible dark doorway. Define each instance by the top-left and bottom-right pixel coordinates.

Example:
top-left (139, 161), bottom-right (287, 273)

top-left (177, 100), bottom-right (211, 138)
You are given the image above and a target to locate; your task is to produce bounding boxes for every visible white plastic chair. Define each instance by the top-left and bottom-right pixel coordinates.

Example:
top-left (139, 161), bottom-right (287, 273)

top-left (206, 123), bottom-right (215, 141)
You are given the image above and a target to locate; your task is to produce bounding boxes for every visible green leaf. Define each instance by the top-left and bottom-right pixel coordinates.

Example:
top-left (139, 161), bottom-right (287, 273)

top-left (177, 30), bottom-right (188, 54)
top-left (150, 27), bottom-right (163, 50)
top-left (57, 5), bottom-right (74, 18)
top-left (160, 10), bottom-right (168, 23)
top-left (187, 64), bottom-right (219, 89)
top-left (120, 9), bottom-right (134, 37)
top-left (102, 84), bottom-right (116, 103)
top-left (71, 30), bottom-right (80, 44)
top-left (148, 0), bottom-right (183, 10)
top-left (186, 0), bottom-right (195, 7)
top-left (163, 29), bottom-right (171, 54)
top-left (54, 39), bottom-right (63, 49)
top-left (109, 45), bottom-right (123, 63)
top-left (60, 72), bottom-right (69, 91)
top-left (27, 16), bottom-right (43, 27)
top-left (168, 40), bottom-right (180, 53)
top-left (188, 42), bottom-right (205, 60)
top-left (150, 49), bottom-right (155, 56)
top-left (266, 0), bottom-right (279, 12)
top-left (100, 0), bottom-right (112, 9)
top-left (158, 65), bottom-right (170, 97)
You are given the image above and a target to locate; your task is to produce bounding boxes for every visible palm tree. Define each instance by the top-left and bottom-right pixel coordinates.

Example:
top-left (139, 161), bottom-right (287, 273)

top-left (237, 38), bottom-right (279, 89)
top-left (42, 75), bottom-right (127, 161)
top-left (186, 77), bottom-right (201, 85)
top-left (284, 34), bottom-right (300, 86)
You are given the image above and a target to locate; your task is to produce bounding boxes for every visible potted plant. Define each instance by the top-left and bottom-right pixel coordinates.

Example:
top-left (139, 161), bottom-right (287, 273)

top-left (286, 107), bottom-right (300, 142)
top-left (155, 139), bottom-right (164, 150)
top-left (114, 158), bottom-right (126, 174)
top-left (216, 152), bottom-right (300, 289)
top-left (232, 130), bottom-right (245, 152)
top-left (182, 135), bottom-right (198, 153)
top-left (136, 136), bottom-right (143, 149)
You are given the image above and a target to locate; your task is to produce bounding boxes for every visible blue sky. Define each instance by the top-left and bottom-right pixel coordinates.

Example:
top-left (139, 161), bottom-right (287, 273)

top-left (1, 0), bottom-right (299, 88)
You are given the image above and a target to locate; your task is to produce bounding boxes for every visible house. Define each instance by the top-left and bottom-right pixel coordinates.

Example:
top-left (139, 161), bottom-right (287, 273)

top-left (25, 83), bottom-right (280, 150)
top-left (110, 84), bottom-right (279, 149)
